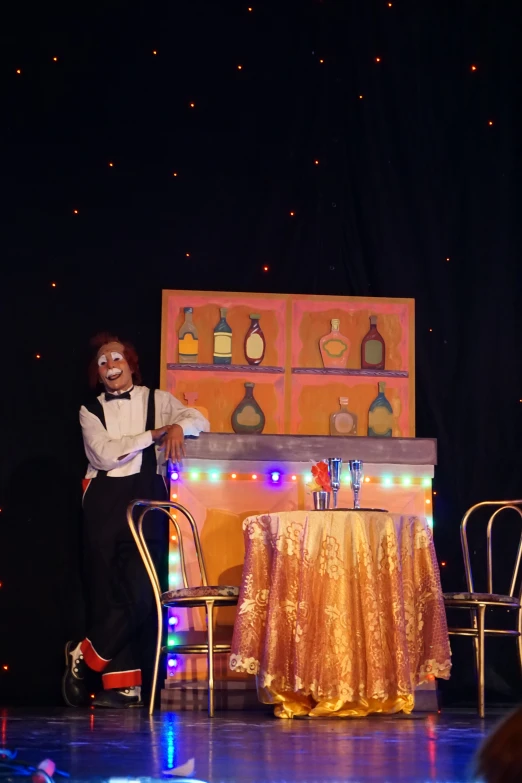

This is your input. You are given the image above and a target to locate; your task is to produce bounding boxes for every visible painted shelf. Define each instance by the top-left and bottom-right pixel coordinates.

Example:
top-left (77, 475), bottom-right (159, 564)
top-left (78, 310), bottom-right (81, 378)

top-left (167, 363), bottom-right (285, 374)
top-left (291, 368), bottom-right (409, 378)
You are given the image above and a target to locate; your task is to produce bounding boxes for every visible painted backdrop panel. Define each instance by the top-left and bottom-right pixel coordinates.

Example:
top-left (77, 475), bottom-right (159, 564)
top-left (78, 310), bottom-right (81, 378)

top-left (161, 290), bottom-right (415, 436)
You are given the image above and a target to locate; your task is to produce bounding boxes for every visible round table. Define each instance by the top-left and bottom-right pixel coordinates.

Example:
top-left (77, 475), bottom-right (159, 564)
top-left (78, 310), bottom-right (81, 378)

top-left (230, 509), bottom-right (451, 718)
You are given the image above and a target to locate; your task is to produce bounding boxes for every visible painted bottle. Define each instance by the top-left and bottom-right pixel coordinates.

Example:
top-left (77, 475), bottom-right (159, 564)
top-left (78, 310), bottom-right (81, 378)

top-left (361, 315), bottom-right (385, 370)
top-left (231, 382), bottom-right (265, 434)
top-left (178, 307), bottom-right (198, 363)
top-left (368, 382), bottom-right (393, 437)
top-left (244, 314), bottom-right (265, 366)
top-left (330, 396), bottom-right (358, 436)
top-left (213, 307), bottom-right (232, 365)
top-left (319, 319), bottom-right (350, 368)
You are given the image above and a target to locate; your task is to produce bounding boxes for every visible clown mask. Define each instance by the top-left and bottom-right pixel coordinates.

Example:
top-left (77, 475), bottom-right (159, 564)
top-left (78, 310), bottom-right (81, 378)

top-left (97, 341), bottom-right (133, 393)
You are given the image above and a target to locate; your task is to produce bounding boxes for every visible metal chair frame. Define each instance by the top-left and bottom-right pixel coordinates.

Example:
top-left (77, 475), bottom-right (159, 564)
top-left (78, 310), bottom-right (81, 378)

top-left (127, 499), bottom-right (238, 716)
top-left (444, 500), bottom-right (522, 717)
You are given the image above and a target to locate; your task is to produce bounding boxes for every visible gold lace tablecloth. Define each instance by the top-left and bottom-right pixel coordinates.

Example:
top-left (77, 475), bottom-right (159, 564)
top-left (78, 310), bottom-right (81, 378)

top-left (230, 510), bottom-right (451, 718)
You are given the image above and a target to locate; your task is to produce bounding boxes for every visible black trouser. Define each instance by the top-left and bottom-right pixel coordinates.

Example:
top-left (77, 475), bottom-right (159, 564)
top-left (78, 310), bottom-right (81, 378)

top-left (82, 471), bottom-right (167, 690)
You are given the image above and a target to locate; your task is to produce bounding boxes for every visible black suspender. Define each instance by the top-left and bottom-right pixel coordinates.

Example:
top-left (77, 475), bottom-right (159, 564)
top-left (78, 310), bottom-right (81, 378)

top-left (84, 398), bottom-right (106, 427)
top-left (142, 388), bottom-right (157, 475)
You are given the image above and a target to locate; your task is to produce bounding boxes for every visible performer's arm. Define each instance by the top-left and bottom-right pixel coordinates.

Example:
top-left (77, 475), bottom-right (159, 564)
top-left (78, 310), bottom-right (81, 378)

top-left (80, 406), bottom-right (167, 471)
top-left (157, 391), bottom-right (210, 437)
top-left (155, 391), bottom-right (210, 462)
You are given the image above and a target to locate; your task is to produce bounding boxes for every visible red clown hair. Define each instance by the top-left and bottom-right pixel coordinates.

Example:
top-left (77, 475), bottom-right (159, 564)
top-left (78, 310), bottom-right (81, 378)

top-left (88, 332), bottom-right (142, 389)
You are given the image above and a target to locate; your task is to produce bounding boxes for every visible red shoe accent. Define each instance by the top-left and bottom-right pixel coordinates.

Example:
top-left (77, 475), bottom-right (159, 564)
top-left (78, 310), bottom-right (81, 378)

top-left (80, 638), bottom-right (110, 672)
top-left (102, 669), bottom-right (142, 690)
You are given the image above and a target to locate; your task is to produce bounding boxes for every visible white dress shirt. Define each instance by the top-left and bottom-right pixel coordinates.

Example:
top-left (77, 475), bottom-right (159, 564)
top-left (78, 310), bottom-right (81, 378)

top-left (80, 385), bottom-right (210, 478)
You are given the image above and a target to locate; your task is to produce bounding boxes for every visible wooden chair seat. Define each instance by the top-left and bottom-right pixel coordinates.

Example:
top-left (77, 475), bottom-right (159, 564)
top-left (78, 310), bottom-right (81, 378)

top-left (163, 585), bottom-right (240, 603)
top-left (444, 591), bottom-right (519, 606)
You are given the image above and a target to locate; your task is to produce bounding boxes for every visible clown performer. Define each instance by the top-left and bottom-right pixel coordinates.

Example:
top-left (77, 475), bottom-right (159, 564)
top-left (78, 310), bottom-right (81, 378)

top-left (62, 333), bottom-right (209, 708)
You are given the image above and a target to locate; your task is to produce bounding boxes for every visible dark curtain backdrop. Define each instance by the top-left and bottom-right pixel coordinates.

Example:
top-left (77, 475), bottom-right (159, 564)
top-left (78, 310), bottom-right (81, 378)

top-left (0, 0), bottom-right (520, 705)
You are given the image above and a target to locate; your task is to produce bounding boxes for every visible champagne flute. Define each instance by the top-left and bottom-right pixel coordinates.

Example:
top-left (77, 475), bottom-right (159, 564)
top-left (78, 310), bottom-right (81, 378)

top-left (327, 458), bottom-right (343, 509)
top-left (348, 460), bottom-right (363, 509)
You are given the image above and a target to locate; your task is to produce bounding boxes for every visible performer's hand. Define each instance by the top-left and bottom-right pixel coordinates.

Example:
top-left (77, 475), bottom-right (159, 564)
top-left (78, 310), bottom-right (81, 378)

top-left (163, 424), bottom-right (186, 463)
top-left (151, 426), bottom-right (169, 443)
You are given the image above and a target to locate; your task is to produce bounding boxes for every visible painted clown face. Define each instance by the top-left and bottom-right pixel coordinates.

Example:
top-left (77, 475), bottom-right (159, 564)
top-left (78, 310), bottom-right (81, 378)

top-left (96, 341), bottom-right (133, 393)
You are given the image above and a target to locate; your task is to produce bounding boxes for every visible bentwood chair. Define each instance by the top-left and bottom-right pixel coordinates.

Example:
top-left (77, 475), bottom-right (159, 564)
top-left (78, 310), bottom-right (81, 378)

top-left (443, 500), bottom-right (522, 717)
top-left (127, 499), bottom-right (239, 716)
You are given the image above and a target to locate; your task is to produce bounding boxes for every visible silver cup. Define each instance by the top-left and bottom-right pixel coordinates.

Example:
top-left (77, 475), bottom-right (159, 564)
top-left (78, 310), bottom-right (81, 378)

top-left (327, 458), bottom-right (343, 509)
top-left (313, 491), bottom-right (331, 510)
top-left (348, 460), bottom-right (364, 509)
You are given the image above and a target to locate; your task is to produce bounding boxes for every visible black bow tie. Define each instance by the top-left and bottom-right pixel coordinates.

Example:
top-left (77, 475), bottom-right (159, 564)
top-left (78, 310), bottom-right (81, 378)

top-left (105, 390), bottom-right (132, 402)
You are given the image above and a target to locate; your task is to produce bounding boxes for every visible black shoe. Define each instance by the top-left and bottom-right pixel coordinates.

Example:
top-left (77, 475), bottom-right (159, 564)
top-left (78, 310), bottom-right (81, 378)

top-left (92, 688), bottom-right (143, 709)
top-left (62, 640), bottom-right (89, 707)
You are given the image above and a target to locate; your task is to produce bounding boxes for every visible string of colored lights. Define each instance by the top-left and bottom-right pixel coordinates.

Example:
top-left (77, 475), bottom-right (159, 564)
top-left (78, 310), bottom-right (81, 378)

top-left (15, 7), bottom-right (493, 310)
top-left (170, 469), bottom-right (432, 487)
top-left (23, 5), bottom-right (500, 364)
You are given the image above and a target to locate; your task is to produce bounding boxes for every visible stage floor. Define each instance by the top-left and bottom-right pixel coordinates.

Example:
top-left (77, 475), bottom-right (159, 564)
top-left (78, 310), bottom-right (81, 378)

top-left (0, 708), bottom-right (503, 783)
